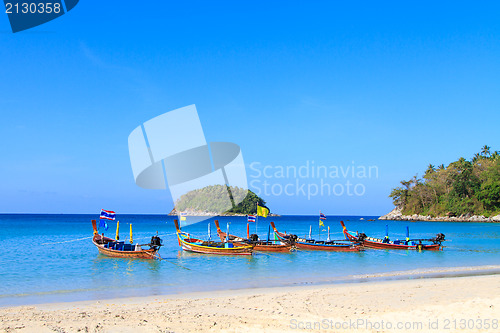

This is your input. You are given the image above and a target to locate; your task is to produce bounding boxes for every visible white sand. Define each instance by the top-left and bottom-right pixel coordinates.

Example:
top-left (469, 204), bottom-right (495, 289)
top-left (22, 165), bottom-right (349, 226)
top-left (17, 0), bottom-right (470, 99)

top-left (1, 274), bottom-right (499, 332)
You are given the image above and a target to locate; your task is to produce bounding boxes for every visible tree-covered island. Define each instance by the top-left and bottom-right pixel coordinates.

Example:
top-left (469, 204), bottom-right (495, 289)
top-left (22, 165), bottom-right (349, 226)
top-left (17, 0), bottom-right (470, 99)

top-left (170, 185), bottom-right (271, 216)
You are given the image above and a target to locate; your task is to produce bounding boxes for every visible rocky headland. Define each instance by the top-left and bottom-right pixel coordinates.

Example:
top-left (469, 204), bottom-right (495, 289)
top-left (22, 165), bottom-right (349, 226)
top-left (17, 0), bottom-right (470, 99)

top-left (379, 207), bottom-right (500, 222)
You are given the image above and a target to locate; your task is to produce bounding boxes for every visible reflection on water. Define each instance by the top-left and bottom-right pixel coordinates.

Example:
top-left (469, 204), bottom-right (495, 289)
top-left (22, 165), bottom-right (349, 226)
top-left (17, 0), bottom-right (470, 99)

top-left (0, 214), bottom-right (499, 306)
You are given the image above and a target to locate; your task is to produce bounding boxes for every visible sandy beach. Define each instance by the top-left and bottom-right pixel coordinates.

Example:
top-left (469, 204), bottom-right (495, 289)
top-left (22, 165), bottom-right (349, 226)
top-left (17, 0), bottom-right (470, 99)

top-left (1, 274), bottom-right (499, 333)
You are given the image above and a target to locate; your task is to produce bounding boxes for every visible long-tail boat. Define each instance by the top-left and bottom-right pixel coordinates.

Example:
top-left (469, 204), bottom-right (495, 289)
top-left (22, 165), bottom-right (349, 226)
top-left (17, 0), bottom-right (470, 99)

top-left (213, 220), bottom-right (292, 252)
top-left (91, 220), bottom-right (163, 259)
top-left (270, 222), bottom-right (361, 252)
top-left (340, 221), bottom-right (445, 250)
top-left (174, 219), bottom-right (253, 255)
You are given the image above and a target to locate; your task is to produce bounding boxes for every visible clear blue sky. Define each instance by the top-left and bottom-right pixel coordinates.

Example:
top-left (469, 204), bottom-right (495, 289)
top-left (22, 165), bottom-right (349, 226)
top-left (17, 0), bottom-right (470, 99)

top-left (1, 1), bottom-right (499, 215)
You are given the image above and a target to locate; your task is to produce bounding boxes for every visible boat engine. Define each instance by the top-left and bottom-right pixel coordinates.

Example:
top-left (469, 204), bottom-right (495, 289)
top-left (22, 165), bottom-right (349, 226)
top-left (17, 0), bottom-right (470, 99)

top-left (288, 234), bottom-right (298, 245)
top-left (150, 235), bottom-right (163, 248)
top-left (357, 233), bottom-right (367, 242)
top-left (249, 234), bottom-right (259, 242)
top-left (433, 233), bottom-right (445, 243)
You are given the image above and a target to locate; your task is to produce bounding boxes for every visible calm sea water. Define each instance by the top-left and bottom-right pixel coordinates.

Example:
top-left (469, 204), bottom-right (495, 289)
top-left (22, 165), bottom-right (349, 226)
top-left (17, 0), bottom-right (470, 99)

top-left (1, 214), bottom-right (499, 306)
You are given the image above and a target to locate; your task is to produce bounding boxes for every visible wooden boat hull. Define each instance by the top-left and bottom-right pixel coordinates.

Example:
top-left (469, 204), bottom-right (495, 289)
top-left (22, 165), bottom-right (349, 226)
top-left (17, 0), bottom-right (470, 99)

top-left (92, 236), bottom-right (159, 259)
top-left (179, 240), bottom-right (253, 255)
top-left (214, 220), bottom-right (292, 252)
top-left (177, 234), bottom-right (253, 255)
top-left (270, 222), bottom-right (361, 252)
top-left (253, 243), bottom-right (292, 252)
top-left (363, 241), bottom-right (440, 250)
top-left (340, 221), bottom-right (442, 251)
top-left (294, 241), bottom-right (361, 252)
top-left (175, 220), bottom-right (253, 255)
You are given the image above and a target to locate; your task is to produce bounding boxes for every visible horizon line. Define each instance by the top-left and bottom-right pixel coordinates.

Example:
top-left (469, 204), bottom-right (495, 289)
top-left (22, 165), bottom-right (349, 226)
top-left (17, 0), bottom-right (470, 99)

top-left (0, 212), bottom-right (382, 217)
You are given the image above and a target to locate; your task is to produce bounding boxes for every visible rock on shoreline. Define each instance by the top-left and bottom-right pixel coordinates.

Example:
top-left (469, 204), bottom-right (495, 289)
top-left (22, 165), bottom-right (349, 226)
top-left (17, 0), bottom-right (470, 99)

top-left (379, 207), bottom-right (500, 222)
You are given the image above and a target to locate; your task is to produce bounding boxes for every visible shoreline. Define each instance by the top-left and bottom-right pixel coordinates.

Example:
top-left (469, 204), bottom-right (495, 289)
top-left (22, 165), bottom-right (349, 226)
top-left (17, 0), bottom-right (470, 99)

top-left (2, 273), bottom-right (499, 332)
top-left (2, 265), bottom-right (499, 308)
top-left (379, 207), bottom-right (500, 223)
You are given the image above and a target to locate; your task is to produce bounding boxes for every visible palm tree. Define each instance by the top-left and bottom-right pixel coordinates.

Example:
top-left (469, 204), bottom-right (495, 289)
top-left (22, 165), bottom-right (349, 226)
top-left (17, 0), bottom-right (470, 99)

top-left (425, 164), bottom-right (435, 175)
top-left (412, 174), bottom-right (421, 186)
top-left (401, 179), bottom-right (412, 190)
top-left (481, 145), bottom-right (491, 157)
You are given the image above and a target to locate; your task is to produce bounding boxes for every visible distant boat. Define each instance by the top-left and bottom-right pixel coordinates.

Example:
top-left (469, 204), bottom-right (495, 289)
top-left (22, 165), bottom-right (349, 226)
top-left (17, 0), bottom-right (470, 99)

top-left (91, 220), bottom-right (162, 259)
top-left (360, 218), bottom-right (364, 220)
top-left (214, 220), bottom-right (292, 253)
top-left (340, 221), bottom-right (445, 251)
top-left (270, 222), bottom-right (361, 252)
top-left (174, 220), bottom-right (253, 255)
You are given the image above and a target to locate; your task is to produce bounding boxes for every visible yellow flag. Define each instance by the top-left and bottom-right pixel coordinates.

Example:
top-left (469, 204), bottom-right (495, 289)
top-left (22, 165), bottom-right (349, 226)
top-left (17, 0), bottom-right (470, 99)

top-left (130, 223), bottom-right (133, 244)
top-left (257, 205), bottom-right (269, 218)
top-left (115, 220), bottom-right (120, 240)
top-left (319, 219), bottom-right (324, 227)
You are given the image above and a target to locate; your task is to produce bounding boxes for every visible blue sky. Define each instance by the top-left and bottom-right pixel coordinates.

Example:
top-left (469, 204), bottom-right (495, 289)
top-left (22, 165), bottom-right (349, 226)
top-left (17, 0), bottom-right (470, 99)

top-left (1, 1), bottom-right (499, 215)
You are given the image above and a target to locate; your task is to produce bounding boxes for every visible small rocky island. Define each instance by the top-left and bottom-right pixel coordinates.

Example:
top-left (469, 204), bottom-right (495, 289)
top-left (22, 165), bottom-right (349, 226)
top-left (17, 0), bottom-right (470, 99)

top-left (168, 185), bottom-right (276, 216)
top-left (381, 145), bottom-right (500, 222)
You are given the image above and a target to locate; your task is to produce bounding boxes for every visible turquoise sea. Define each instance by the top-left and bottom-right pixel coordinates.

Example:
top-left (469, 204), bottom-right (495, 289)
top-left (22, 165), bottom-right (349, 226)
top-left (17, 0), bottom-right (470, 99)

top-left (1, 214), bottom-right (499, 307)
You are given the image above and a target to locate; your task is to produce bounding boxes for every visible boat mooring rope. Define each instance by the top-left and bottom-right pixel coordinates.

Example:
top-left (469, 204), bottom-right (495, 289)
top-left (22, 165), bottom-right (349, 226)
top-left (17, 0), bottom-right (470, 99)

top-left (40, 232), bottom-right (178, 246)
top-left (41, 236), bottom-right (94, 245)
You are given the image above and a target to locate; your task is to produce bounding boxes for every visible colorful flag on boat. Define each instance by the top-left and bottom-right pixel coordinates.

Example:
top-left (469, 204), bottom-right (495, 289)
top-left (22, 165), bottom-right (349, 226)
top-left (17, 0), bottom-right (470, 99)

top-left (319, 219), bottom-right (325, 227)
top-left (180, 212), bottom-right (187, 221)
top-left (100, 209), bottom-right (116, 220)
top-left (98, 219), bottom-right (109, 231)
top-left (247, 214), bottom-right (256, 222)
top-left (320, 212), bottom-right (327, 220)
top-left (257, 204), bottom-right (270, 218)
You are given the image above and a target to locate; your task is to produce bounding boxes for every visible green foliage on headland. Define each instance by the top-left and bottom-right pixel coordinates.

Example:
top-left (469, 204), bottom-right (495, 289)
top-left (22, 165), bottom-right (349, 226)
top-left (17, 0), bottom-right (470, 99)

top-left (174, 185), bottom-right (268, 215)
top-left (390, 146), bottom-right (500, 217)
